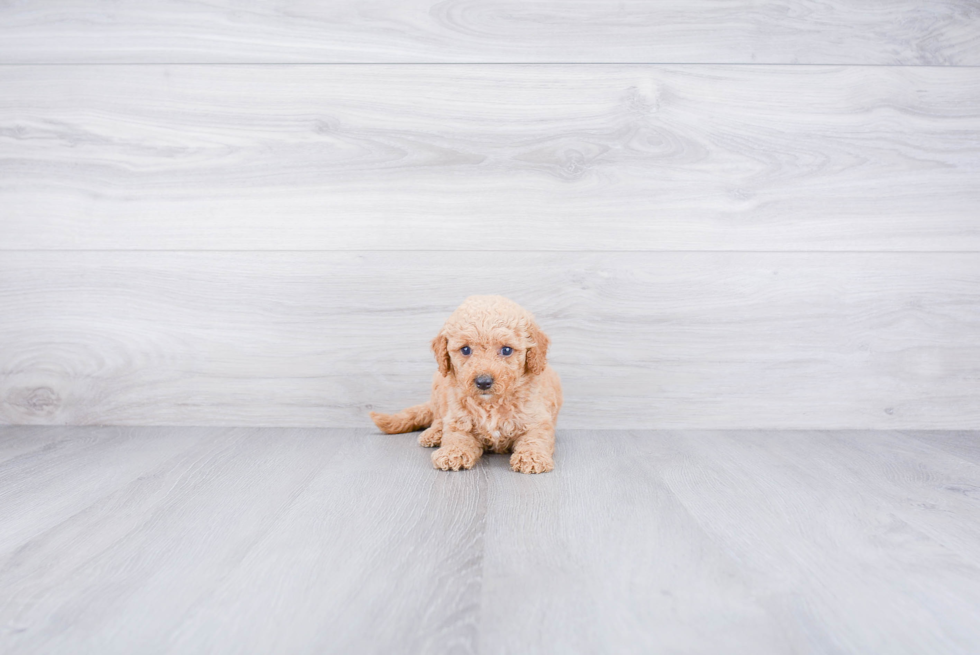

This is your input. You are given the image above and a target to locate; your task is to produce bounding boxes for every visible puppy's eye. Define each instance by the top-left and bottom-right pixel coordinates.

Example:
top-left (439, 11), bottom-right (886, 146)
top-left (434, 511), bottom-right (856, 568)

top-left (500, 346), bottom-right (513, 357)
top-left (460, 346), bottom-right (471, 356)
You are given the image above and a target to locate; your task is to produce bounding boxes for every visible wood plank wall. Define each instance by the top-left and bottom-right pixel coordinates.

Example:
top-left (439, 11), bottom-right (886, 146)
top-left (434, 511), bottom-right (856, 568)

top-left (1, 2), bottom-right (979, 428)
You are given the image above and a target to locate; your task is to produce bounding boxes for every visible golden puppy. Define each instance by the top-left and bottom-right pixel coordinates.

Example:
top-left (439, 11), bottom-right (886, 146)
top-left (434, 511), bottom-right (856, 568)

top-left (370, 295), bottom-right (562, 474)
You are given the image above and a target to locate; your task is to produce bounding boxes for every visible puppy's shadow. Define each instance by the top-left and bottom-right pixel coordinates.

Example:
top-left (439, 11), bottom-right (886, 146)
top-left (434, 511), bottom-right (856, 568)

top-left (481, 451), bottom-right (517, 473)
top-left (482, 451), bottom-right (563, 501)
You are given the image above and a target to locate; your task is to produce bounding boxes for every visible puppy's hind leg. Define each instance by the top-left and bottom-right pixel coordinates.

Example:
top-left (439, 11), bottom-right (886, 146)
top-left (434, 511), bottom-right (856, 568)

top-left (418, 418), bottom-right (443, 448)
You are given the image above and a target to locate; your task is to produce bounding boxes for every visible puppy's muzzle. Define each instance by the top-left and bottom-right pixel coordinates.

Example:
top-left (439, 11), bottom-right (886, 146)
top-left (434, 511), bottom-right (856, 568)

top-left (475, 374), bottom-right (493, 391)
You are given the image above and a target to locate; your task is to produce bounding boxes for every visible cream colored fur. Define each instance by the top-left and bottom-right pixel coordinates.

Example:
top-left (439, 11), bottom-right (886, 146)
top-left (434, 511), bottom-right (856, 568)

top-left (371, 295), bottom-right (562, 474)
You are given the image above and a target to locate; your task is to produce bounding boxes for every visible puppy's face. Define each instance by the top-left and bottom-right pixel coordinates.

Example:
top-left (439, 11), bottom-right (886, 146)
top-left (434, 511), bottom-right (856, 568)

top-left (432, 297), bottom-right (550, 402)
top-left (446, 327), bottom-right (526, 401)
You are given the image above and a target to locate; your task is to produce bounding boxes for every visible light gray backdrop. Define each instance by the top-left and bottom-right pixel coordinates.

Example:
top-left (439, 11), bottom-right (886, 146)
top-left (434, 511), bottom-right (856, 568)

top-left (1, 1), bottom-right (978, 428)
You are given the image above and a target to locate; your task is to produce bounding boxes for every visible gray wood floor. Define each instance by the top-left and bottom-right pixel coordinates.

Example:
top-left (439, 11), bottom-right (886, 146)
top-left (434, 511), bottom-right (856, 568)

top-left (2, 427), bottom-right (979, 654)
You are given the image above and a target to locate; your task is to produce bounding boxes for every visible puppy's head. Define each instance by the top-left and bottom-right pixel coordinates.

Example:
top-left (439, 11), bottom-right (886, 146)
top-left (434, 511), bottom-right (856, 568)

top-left (432, 295), bottom-right (550, 401)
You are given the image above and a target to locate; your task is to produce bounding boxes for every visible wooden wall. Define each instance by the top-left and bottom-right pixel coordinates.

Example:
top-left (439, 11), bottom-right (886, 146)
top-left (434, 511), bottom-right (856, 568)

top-left (1, 2), bottom-right (978, 428)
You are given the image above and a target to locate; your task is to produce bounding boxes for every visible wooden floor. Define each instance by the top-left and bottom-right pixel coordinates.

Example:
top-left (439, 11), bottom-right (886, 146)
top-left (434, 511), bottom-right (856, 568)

top-left (1, 427), bottom-right (979, 654)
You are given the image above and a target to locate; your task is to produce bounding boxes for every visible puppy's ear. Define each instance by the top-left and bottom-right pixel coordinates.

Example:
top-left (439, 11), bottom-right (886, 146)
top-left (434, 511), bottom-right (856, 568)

top-left (432, 332), bottom-right (452, 377)
top-left (525, 321), bottom-right (550, 376)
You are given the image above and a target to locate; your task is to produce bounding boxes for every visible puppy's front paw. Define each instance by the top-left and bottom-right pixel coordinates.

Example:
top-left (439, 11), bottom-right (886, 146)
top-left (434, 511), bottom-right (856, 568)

top-left (418, 427), bottom-right (442, 448)
top-left (510, 450), bottom-right (554, 474)
top-left (432, 446), bottom-right (478, 471)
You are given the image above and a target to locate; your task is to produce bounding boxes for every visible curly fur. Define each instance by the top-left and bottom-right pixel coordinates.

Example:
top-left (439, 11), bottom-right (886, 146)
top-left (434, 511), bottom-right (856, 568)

top-left (370, 295), bottom-right (562, 474)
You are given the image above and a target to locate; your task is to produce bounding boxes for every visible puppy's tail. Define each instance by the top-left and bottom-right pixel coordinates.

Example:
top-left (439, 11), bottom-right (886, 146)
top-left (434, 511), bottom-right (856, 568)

top-left (370, 402), bottom-right (433, 434)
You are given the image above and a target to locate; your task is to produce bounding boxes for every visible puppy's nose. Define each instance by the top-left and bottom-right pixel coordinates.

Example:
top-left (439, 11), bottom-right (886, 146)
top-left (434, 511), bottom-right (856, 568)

top-left (475, 375), bottom-right (493, 390)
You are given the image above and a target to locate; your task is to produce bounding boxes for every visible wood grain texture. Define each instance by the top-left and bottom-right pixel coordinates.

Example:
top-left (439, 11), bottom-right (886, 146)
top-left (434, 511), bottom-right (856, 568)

top-left (0, 426), bottom-right (213, 555)
top-left (480, 429), bottom-right (980, 653)
top-left (0, 425), bottom-right (86, 465)
top-left (1, 1), bottom-right (979, 65)
top-left (641, 429), bottom-right (980, 653)
top-left (1, 251), bottom-right (977, 429)
top-left (0, 427), bottom-right (487, 654)
top-left (1, 427), bottom-right (979, 653)
top-left (2, 65), bottom-right (980, 251)
top-left (901, 430), bottom-right (980, 464)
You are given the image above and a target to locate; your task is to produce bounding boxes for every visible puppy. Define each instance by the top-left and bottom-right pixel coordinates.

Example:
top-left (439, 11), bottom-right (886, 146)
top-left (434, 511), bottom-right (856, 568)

top-left (370, 295), bottom-right (562, 474)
